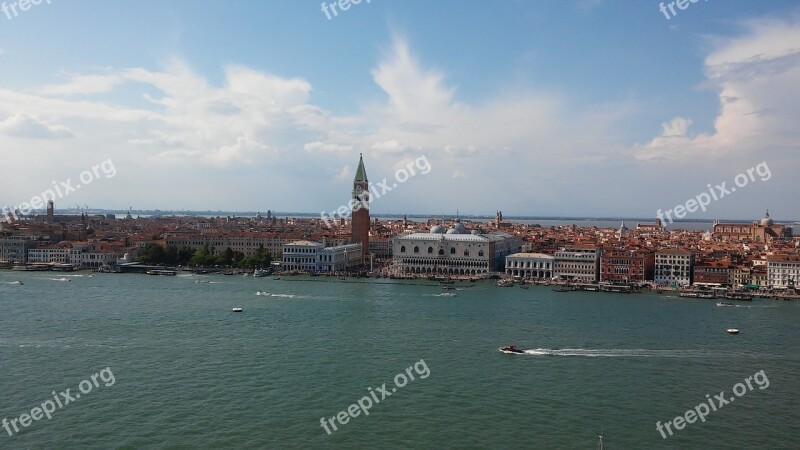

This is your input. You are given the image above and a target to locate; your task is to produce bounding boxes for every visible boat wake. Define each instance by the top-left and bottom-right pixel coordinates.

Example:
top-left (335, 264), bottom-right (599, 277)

top-left (256, 292), bottom-right (299, 298)
top-left (522, 348), bottom-right (717, 358)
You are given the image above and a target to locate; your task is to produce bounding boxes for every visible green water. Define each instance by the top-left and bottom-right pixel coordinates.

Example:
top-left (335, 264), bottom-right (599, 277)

top-left (1, 272), bottom-right (798, 449)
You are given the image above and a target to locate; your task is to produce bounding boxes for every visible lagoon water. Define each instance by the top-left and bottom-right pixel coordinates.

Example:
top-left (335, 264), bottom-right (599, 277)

top-left (1, 272), bottom-right (798, 449)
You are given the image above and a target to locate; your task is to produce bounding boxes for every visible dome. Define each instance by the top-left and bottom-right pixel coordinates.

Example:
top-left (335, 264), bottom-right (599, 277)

top-left (430, 225), bottom-right (446, 234)
top-left (446, 228), bottom-right (459, 234)
top-left (760, 211), bottom-right (773, 227)
top-left (450, 220), bottom-right (468, 234)
top-left (470, 230), bottom-right (480, 235)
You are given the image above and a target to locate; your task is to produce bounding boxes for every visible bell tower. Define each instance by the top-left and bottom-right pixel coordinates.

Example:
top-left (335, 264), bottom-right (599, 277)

top-left (351, 153), bottom-right (370, 263)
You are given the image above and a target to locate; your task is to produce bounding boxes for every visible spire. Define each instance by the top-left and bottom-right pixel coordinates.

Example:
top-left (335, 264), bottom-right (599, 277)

top-left (354, 153), bottom-right (368, 183)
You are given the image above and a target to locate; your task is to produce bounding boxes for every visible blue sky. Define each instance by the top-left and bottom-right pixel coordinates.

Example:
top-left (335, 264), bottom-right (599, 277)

top-left (0, 0), bottom-right (798, 220)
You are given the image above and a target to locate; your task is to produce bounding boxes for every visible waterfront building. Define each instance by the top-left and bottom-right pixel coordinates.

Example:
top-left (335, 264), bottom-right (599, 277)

top-left (0, 237), bottom-right (36, 264)
top-left (27, 246), bottom-right (71, 264)
top-left (693, 259), bottom-right (731, 287)
top-left (505, 253), bottom-right (554, 279)
top-left (392, 221), bottom-right (521, 276)
top-left (351, 154), bottom-right (370, 263)
top-left (712, 211), bottom-right (792, 242)
top-left (281, 240), bottom-right (363, 272)
top-left (281, 241), bottom-right (324, 271)
top-left (654, 250), bottom-right (694, 286)
top-left (767, 255), bottom-right (800, 289)
top-left (318, 243), bottom-right (363, 272)
top-left (554, 247), bottom-right (600, 283)
top-left (600, 250), bottom-right (655, 284)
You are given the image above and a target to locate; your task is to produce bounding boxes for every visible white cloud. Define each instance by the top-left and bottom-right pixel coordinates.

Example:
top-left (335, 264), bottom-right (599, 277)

top-left (39, 74), bottom-right (123, 96)
top-left (635, 19), bottom-right (800, 164)
top-left (0, 114), bottom-right (74, 139)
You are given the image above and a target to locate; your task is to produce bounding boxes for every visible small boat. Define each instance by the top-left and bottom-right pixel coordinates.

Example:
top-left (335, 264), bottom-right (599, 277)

top-left (52, 278), bottom-right (71, 282)
top-left (442, 286), bottom-right (456, 291)
top-left (439, 292), bottom-right (457, 297)
top-left (679, 292), bottom-right (699, 298)
top-left (253, 269), bottom-right (270, 277)
top-left (232, 307), bottom-right (243, 313)
top-left (272, 277), bottom-right (281, 280)
top-left (255, 291), bottom-right (270, 296)
top-left (499, 344), bottom-right (525, 355)
top-left (716, 302), bottom-right (735, 307)
top-left (10, 280), bottom-right (24, 285)
top-left (146, 270), bottom-right (176, 276)
top-left (552, 287), bottom-right (574, 292)
top-left (726, 328), bottom-right (739, 334)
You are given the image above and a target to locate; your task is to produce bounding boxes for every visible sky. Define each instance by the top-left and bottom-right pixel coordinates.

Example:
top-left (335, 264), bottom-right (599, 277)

top-left (0, 0), bottom-right (798, 221)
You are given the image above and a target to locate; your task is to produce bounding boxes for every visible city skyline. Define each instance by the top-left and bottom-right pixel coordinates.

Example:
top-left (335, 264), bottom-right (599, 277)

top-left (1, 1), bottom-right (798, 220)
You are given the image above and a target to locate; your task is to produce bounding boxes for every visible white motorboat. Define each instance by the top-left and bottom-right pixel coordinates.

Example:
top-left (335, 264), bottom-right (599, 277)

top-left (232, 307), bottom-right (243, 313)
top-left (726, 328), bottom-right (739, 334)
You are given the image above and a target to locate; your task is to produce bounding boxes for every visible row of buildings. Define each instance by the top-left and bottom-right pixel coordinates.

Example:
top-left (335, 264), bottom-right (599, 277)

top-left (504, 248), bottom-right (800, 288)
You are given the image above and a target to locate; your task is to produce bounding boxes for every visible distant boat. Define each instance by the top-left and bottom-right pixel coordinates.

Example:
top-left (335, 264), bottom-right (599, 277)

top-left (232, 307), bottom-right (243, 313)
top-left (10, 280), bottom-right (24, 285)
top-left (724, 292), bottom-right (753, 301)
top-left (147, 270), bottom-right (176, 276)
top-left (253, 269), bottom-right (270, 277)
top-left (716, 302), bottom-right (735, 307)
top-left (727, 328), bottom-right (740, 334)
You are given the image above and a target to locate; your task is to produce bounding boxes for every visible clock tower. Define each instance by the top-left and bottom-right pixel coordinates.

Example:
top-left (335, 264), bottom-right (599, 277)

top-left (351, 153), bottom-right (370, 263)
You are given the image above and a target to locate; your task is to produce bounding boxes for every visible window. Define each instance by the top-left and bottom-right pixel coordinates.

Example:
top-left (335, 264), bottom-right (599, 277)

top-left (450, 248), bottom-right (456, 255)
top-left (414, 246), bottom-right (419, 254)
top-left (428, 247), bottom-right (433, 254)
top-left (478, 250), bottom-right (484, 257)
top-left (401, 246), bottom-right (406, 253)
top-left (439, 249), bottom-right (444, 256)
top-left (464, 250), bottom-right (470, 257)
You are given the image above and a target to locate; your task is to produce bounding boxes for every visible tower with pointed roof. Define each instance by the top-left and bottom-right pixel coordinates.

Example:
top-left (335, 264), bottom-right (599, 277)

top-left (351, 154), bottom-right (370, 263)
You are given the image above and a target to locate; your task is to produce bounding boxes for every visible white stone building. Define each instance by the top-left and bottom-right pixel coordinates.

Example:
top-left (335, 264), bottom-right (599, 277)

top-left (392, 221), bottom-right (521, 276)
top-left (767, 255), bottom-right (800, 289)
top-left (505, 253), bottom-right (555, 278)
top-left (554, 247), bottom-right (600, 283)
top-left (654, 250), bottom-right (694, 286)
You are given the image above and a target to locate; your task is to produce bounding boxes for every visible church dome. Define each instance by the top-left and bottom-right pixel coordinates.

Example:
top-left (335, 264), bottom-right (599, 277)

top-left (450, 220), bottom-right (468, 234)
top-left (760, 211), bottom-right (773, 226)
top-left (430, 225), bottom-right (446, 234)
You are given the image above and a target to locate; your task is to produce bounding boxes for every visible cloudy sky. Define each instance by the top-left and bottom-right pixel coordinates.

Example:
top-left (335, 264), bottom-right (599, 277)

top-left (0, 0), bottom-right (798, 220)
